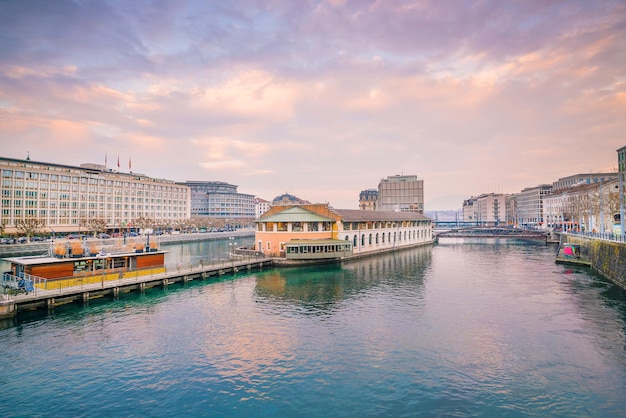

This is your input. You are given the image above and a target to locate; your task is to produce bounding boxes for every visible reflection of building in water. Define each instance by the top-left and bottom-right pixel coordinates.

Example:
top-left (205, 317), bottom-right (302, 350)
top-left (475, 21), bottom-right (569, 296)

top-left (254, 246), bottom-right (433, 313)
top-left (255, 203), bottom-right (433, 261)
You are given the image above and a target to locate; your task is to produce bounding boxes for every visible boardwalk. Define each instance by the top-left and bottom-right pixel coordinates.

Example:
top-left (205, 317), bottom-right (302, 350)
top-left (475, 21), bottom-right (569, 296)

top-left (2, 255), bottom-right (272, 314)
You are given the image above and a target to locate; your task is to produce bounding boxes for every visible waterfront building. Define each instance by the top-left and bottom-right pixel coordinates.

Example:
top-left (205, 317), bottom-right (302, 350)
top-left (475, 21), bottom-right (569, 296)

top-left (552, 173), bottom-right (618, 191)
top-left (462, 194), bottom-right (509, 226)
top-left (255, 197), bottom-right (270, 219)
top-left (185, 181), bottom-right (255, 222)
top-left (516, 185), bottom-right (552, 228)
top-left (255, 203), bottom-right (433, 260)
top-left (505, 194), bottom-right (518, 227)
top-left (359, 189), bottom-right (378, 211)
top-left (376, 175), bottom-right (424, 213)
top-left (462, 198), bottom-right (475, 222)
top-left (618, 146), bottom-right (626, 237)
top-left (0, 156), bottom-right (190, 235)
top-left (543, 179), bottom-right (619, 233)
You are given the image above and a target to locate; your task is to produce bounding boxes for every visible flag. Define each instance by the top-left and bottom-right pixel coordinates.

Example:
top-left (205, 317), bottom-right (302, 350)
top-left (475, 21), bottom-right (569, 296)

top-left (117, 155), bottom-right (120, 168)
top-left (129, 156), bottom-right (132, 171)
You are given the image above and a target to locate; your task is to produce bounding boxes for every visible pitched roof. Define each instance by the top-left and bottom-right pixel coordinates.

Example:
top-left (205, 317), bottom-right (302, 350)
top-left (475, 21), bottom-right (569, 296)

top-left (334, 209), bottom-right (431, 222)
top-left (257, 206), bottom-right (335, 223)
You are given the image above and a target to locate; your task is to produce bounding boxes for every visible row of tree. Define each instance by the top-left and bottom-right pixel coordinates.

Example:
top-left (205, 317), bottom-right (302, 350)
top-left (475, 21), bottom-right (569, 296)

top-left (0, 216), bottom-right (255, 242)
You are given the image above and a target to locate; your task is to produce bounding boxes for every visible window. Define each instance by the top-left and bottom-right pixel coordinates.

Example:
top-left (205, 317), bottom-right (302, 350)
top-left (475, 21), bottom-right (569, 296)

top-left (266, 241), bottom-right (271, 251)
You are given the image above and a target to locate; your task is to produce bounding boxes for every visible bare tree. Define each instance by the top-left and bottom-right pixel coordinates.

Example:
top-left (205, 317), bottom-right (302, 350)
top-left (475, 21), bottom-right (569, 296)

top-left (15, 217), bottom-right (46, 242)
top-left (132, 216), bottom-right (155, 234)
top-left (83, 218), bottom-right (108, 238)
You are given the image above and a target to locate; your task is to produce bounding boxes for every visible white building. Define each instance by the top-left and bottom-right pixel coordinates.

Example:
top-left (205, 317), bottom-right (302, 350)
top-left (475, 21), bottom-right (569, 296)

top-left (516, 185), bottom-right (552, 228)
top-left (1, 156), bottom-right (190, 235)
top-left (255, 197), bottom-right (270, 219)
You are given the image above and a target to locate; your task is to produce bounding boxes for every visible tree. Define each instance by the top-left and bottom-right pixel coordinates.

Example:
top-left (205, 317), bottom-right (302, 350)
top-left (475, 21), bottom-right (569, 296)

top-left (132, 216), bottom-right (155, 234)
top-left (15, 217), bottom-right (46, 242)
top-left (0, 221), bottom-right (5, 237)
top-left (82, 218), bottom-right (108, 238)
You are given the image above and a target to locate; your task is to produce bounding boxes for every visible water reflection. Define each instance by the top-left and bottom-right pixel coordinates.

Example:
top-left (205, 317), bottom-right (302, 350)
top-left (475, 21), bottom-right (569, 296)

top-left (254, 246), bottom-right (433, 316)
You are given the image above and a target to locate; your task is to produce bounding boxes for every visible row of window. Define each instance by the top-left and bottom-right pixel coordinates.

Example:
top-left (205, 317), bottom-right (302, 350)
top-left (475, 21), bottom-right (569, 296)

top-left (347, 228), bottom-right (431, 247)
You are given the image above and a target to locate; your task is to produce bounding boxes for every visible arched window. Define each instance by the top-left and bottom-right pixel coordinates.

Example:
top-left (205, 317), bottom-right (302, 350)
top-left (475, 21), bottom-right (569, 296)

top-left (353, 235), bottom-right (357, 247)
top-left (361, 234), bottom-right (365, 246)
top-left (376, 233), bottom-right (379, 244)
top-left (382, 233), bottom-right (385, 243)
top-left (368, 233), bottom-right (372, 245)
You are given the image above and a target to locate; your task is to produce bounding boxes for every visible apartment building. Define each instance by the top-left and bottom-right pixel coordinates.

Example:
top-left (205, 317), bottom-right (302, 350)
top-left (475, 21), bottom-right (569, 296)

top-left (0, 156), bottom-right (190, 235)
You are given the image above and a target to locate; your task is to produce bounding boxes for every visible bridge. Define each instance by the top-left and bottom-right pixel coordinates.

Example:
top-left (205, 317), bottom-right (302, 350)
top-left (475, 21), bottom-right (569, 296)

top-left (434, 226), bottom-right (548, 241)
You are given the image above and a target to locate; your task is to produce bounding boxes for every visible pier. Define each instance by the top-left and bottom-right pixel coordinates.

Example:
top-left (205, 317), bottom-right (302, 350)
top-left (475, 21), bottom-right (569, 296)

top-left (1, 254), bottom-right (271, 318)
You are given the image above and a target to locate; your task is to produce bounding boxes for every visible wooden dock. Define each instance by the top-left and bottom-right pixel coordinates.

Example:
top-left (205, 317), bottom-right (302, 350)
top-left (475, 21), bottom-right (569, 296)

top-left (1, 256), bottom-right (272, 316)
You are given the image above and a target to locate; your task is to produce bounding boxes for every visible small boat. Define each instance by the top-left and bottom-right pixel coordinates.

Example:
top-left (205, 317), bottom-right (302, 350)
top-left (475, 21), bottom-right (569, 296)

top-left (2, 237), bottom-right (167, 292)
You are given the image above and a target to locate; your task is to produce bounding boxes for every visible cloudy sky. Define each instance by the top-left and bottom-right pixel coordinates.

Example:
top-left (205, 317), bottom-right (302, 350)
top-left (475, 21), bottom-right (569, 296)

top-left (0, 0), bottom-right (624, 210)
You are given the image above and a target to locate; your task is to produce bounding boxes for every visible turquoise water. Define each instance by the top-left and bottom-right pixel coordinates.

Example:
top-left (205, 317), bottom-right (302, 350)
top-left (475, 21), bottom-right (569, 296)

top-left (1, 239), bottom-right (626, 417)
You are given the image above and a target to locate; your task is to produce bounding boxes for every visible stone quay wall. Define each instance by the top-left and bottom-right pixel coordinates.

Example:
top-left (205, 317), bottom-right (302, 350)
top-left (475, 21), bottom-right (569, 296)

top-left (562, 234), bottom-right (626, 290)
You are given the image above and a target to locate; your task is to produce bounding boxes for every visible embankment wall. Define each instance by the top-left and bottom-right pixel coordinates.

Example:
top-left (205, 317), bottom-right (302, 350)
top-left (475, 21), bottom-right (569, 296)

top-left (563, 234), bottom-right (626, 290)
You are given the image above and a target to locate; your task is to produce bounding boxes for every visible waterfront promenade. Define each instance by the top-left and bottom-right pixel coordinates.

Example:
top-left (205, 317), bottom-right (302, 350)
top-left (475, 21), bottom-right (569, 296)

top-left (1, 251), bottom-right (270, 317)
top-left (0, 229), bottom-right (255, 258)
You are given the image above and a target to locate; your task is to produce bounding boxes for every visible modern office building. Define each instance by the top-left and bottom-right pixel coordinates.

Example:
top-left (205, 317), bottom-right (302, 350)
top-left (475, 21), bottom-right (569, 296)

top-left (516, 184), bottom-right (552, 228)
top-left (376, 175), bottom-right (424, 213)
top-left (0, 156), bottom-right (190, 235)
top-left (359, 189), bottom-right (378, 211)
top-left (185, 181), bottom-right (255, 221)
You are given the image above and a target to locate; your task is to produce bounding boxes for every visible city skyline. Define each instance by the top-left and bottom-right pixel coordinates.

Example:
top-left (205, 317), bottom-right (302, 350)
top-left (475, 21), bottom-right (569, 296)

top-left (1, 1), bottom-right (623, 210)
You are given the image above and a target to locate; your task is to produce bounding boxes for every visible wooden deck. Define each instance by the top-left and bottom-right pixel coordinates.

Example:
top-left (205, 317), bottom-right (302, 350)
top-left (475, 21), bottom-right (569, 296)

top-left (2, 256), bottom-right (272, 314)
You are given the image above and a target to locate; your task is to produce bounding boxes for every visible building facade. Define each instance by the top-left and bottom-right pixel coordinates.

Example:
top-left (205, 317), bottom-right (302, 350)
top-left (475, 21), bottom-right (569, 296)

top-left (462, 194), bottom-right (508, 226)
top-left (185, 181), bottom-right (255, 221)
top-left (359, 189), bottom-right (378, 211)
top-left (543, 179), bottom-right (620, 233)
top-left (255, 197), bottom-right (270, 219)
top-left (0, 157), bottom-right (190, 235)
top-left (255, 203), bottom-right (433, 259)
top-left (552, 173), bottom-right (618, 191)
top-left (377, 175), bottom-right (424, 213)
top-left (516, 185), bottom-right (552, 228)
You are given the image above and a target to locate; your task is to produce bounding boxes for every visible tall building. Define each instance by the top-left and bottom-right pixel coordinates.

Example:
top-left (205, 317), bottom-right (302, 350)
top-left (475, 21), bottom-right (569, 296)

top-left (376, 175), bottom-right (424, 213)
top-left (0, 156), bottom-right (190, 235)
top-left (359, 189), bottom-right (378, 211)
top-left (185, 181), bottom-right (255, 221)
top-left (516, 185), bottom-right (552, 228)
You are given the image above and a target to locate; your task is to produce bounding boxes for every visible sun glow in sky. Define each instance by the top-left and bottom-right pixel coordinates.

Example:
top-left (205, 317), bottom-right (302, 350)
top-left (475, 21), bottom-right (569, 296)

top-left (0, 0), bottom-right (624, 210)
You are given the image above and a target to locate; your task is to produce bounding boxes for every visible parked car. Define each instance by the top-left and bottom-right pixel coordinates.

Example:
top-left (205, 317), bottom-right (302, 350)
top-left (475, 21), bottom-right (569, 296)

top-left (97, 233), bottom-right (111, 239)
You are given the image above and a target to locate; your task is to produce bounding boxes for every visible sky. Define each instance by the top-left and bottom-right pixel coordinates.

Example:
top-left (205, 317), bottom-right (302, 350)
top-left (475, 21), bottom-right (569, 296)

top-left (0, 0), bottom-right (624, 211)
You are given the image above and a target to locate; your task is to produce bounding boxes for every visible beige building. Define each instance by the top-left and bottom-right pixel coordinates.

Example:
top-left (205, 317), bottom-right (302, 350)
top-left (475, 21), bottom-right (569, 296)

top-left (377, 175), bottom-right (424, 213)
top-left (1, 156), bottom-right (190, 235)
top-left (462, 193), bottom-right (508, 226)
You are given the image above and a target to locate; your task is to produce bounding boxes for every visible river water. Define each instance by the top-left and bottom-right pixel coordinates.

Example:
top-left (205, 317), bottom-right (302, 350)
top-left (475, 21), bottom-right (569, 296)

top-left (1, 238), bottom-right (625, 417)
